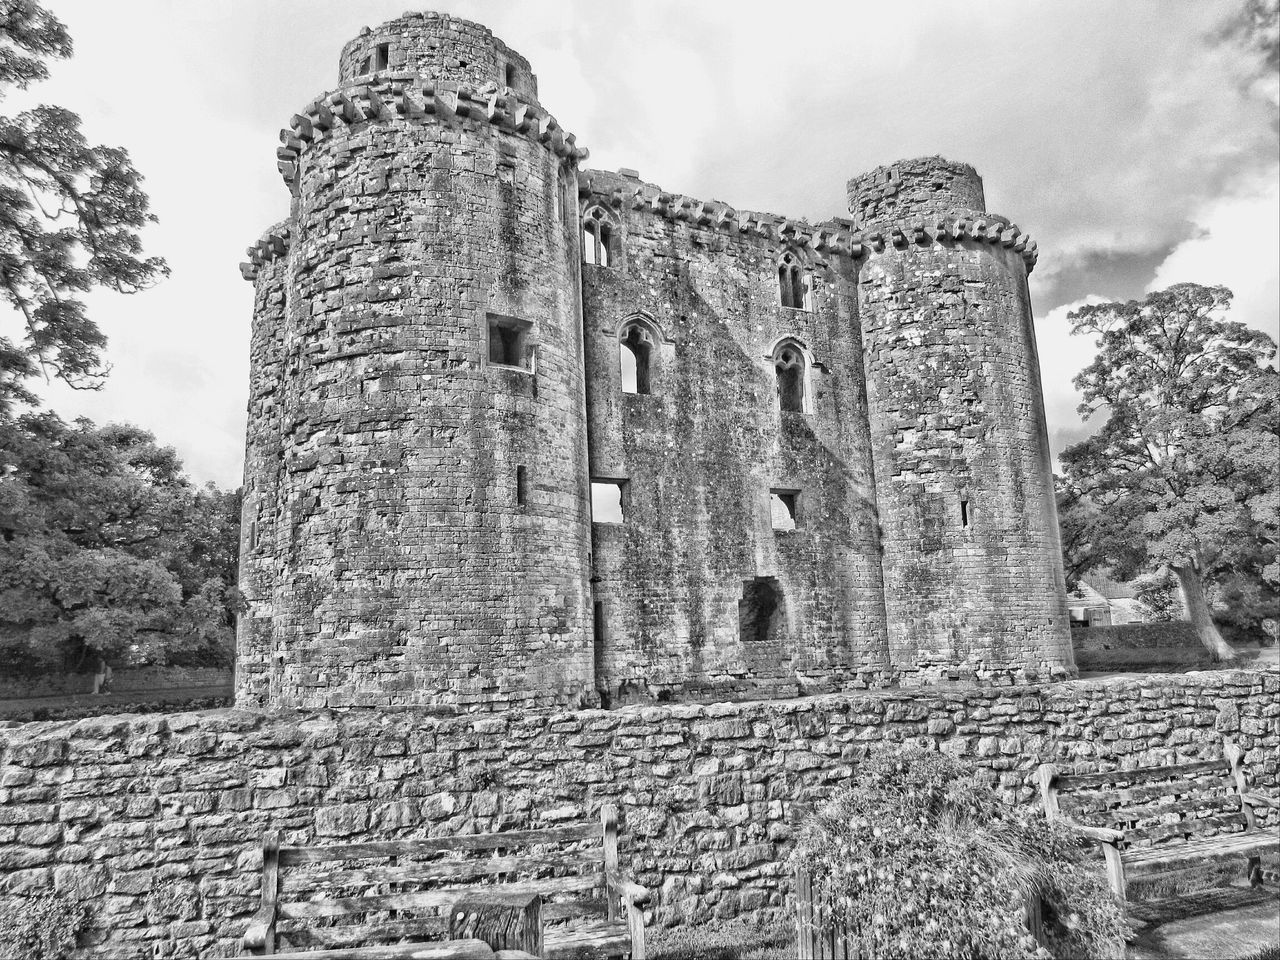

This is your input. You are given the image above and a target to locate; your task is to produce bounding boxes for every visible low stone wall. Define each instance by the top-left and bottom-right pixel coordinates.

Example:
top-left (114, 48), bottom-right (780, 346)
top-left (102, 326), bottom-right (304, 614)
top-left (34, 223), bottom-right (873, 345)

top-left (0, 669), bottom-right (1276, 958)
top-left (1072, 622), bottom-right (1205, 671)
top-left (0, 666), bottom-right (232, 701)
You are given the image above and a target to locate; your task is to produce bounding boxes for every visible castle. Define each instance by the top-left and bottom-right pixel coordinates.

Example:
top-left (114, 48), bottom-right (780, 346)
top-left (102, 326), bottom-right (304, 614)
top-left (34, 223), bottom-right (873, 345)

top-left (236, 11), bottom-right (1076, 711)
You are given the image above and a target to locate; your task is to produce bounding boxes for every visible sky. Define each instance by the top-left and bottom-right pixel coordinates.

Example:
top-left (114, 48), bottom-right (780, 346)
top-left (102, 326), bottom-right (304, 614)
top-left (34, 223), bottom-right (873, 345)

top-left (11, 0), bottom-right (1280, 488)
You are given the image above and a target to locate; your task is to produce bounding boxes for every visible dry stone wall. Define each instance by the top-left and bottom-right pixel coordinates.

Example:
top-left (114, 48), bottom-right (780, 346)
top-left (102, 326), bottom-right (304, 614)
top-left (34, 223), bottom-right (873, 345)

top-left (2, 670), bottom-right (1276, 958)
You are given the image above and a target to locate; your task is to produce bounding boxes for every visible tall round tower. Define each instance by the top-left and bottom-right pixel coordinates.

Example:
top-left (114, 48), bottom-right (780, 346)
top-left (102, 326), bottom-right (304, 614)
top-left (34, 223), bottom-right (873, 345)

top-left (238, 12), bottom-right (594, 710)
top-left (849, 157), bottom-right (1074, 682)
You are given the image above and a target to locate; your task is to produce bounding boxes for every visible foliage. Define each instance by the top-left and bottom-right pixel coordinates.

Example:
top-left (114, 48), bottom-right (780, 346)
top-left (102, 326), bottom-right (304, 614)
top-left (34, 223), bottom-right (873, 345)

top-left (1059, 283), bottom-right (1279, 658)
top-left (0, 411), bottom-right (240, 671)
top-left (0, 892), bottom-right (90, 960)
top-left (648, 921), bottom-right (794, 960)
top-left (0, 0), bottom-right (168, 413)
top-left (791, 747), bottom-right (1126, 960)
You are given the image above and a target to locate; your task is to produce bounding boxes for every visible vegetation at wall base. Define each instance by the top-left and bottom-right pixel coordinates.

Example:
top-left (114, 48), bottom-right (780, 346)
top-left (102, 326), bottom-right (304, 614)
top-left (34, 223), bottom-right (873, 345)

top-left (0, 892), bottom-right (90, 960)
top-left (791, 747), bottom-right (1127, 960)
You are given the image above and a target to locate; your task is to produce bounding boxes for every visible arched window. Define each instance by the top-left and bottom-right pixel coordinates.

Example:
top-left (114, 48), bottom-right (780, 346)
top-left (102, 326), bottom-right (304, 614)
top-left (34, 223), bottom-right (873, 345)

top-left (618, 316), bottom-right (660, 395)
top-left (582, 206), bottom-right (614, 267)
top-left (778, 251), bottom-right (812, 310)
top-left (773, 340), bottom-right (808, 413)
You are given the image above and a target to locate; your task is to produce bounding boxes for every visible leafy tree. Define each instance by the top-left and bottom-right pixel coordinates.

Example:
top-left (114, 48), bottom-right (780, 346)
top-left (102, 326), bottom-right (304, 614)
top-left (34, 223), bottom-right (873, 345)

top-left (0, 412), bottom-right (240, 672)
top-left (1060, 283), bottom-right (1279, 660)
top-left (792, 747), bottom-right (1126, 960)
top-left (1, 0), bottom-right (167, 414)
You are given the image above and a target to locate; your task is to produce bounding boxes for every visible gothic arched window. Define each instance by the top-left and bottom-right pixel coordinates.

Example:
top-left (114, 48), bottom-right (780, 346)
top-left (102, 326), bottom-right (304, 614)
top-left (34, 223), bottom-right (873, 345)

top-left (773, 340), bottom-right (808, 413)
top-left (778, 251), bottom-right (813, 311)
top-left (582, 206), bottom-right (614, 267)
top-left (619, 319), bottom-right (657, 395)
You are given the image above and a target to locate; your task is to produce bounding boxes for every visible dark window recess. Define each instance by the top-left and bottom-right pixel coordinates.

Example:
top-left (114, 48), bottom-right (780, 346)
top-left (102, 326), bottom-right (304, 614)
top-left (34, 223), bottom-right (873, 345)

top-left (739, 577), bottom-right (782, 645)
top-left (591, 480), bottom-right (626, 523)
top-left (960, 498), bottom-right (970, 528)
top-left (770, 490), bottom-right (799, 531)
top-left (487, 313), bottom-right (532, 369)
top-left (775, 345), bottom-right (806, 412)
top-left (374, 43), bottom-right (390, 71)
top-left (619, 323), bottom-right (654, 395)
top-left (778, 251), bottom-right (812, 310)
top-left (505, 63), bottom-right (518, 87)
top-left (358, 56), bottom-right (371, 75)
top-left (249, 520), bottom-right (259, 549)
top-left (516, 465), bottom-right (527, 506)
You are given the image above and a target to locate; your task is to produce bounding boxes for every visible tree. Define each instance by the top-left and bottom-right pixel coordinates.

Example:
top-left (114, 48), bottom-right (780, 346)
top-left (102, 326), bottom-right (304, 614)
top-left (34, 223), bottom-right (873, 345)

top-left (1, 0), bottom-right (167, 414)
top-left (0, 412), bottom-right (240, 671)
top-left (1060, 283), bottom-right (1279, 661)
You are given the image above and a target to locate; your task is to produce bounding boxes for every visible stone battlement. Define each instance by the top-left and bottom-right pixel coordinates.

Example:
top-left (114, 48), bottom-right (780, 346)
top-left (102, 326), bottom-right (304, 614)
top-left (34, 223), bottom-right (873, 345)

top-left (234, 11), bottom-right (1071, 712)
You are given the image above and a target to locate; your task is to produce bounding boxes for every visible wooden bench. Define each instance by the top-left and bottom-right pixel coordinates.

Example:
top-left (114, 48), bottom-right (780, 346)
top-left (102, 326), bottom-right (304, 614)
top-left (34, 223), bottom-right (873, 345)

top-left (242, 805), bottom-right (649, 959)
top-left (1038, 742), bottom-right (1279, 914)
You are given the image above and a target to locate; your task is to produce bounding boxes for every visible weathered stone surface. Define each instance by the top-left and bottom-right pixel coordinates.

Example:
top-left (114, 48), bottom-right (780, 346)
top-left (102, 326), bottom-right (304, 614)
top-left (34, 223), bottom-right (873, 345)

top-left (238, 15), bottom-right (1071, 710)
top-left (2, 670), bottom-right (1277, 957)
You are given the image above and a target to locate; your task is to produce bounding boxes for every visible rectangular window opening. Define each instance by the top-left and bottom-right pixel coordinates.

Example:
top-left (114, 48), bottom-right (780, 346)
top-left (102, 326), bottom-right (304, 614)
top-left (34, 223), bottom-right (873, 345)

top-left (487, 313), bottom-right (533, 370)
top-left (960, 498), bottom-right (970, 528)
top-left (770, 489), bottom-right (799, 531)
top-left (591, 479), bottom-right (627, 524)
top-left (505, 63), bottom-right (518, 87)
top-left (374, 43), bottom-right (390, 71)
top-left (516, 465), bottom-right (527, 507)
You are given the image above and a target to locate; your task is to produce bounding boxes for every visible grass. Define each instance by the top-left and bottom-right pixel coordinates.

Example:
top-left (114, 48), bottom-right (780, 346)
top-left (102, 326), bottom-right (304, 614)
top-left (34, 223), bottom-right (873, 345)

top-left (648, 920), bottom-right (795, 960)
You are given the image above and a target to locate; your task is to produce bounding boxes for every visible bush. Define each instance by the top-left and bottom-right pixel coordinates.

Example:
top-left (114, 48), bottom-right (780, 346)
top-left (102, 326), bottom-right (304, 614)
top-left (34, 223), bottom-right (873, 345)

top-left (0, 892), bottom-right (90, 960)
top-left (791, 747), bottom-right (1126, 960)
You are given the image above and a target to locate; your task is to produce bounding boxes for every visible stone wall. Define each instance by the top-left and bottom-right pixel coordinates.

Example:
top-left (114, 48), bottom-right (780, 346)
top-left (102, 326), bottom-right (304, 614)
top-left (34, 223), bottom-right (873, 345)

top-left (580, 169), bottom-right (888, 702)
top-left (851, 158), bottom-right (1074, 682)
top-left (0, 667), bottom-right (231, 702)
top-left (1073, 622), bottom-right (1208, 671)
top-left (1, 669), bottom-right (1276, 958)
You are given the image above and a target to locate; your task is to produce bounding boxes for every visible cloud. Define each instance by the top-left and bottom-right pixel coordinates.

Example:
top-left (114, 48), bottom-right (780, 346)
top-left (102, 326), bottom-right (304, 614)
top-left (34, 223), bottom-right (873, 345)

top-left (7, 0), bottom-right (1277, 486)
top-left (1148, 170), bottom-right (1280, 342)
top-left (1036, 297), bottom-right (1109, 468)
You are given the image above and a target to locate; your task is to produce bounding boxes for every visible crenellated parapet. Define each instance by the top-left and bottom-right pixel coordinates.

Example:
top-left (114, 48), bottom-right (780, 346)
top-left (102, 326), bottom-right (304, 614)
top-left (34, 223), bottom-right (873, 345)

top-left (578, 172), bottom-right (1039, 272)
top-left (238, 224), bottom-right (291, 281)
top-left (273, 78), bottom-right (587, 194)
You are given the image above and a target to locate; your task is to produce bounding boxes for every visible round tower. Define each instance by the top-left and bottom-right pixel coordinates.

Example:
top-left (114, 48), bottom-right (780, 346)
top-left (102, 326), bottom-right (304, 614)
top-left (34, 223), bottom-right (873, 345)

top-left (238, 12), bottom-right (594, 710)
top-left (849, 157), bottom-right (1074, 682)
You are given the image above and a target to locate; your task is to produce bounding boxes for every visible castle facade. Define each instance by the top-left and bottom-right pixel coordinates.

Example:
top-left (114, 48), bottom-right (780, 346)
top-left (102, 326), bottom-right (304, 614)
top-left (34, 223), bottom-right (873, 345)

top-left (237, 12), bottom-right (1075, 710)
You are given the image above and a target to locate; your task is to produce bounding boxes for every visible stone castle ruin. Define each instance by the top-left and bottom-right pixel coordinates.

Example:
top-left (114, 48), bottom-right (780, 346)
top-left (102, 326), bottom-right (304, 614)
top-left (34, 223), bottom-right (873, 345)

top-left (237, 11), bottom-right (1075, 712)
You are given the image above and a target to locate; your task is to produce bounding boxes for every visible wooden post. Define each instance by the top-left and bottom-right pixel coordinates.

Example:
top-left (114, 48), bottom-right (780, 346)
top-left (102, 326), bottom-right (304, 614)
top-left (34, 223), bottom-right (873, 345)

top-left (795, 866), bottom-right (814, 960)
top-left (602, 804), bottom-right (619, 922)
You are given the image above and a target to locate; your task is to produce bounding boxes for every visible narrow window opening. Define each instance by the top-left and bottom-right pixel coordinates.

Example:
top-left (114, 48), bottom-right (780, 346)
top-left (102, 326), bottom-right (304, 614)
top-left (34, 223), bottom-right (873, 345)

top-left (516, 465), bottom-right (527, 507)
top-left (374, 43), bottom-right (390, 71)
top-left (739, 577), bottom-right (782, 646)
top-left (249, 520), bottom-right (259, 549)
top-left (775, 345), bottom-right (806, 413)
top-left (619, 324), bottom-right (653, 395)
top-left (505, 63), bottom-right (518, 87)
top-left (358, 56), bottom-right (371, 75)
top-left (770, 490), bottom-right (799, 531)
top-left (593, 602), bottom-right (606, 671)
top-left (582, 207), bottom-right (613, 266)
top-left (960, 498), bottom-right (970, 528)
top-left (591, 480), bottom-right (626, 524)
top-left (487, 313), bottom-right (532, 369)
top-left (778, 251), bottom-right (812, 310)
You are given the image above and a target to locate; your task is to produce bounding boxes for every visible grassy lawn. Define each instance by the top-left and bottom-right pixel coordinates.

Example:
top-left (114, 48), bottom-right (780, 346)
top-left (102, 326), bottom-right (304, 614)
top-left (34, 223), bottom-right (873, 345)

top-left (648, 920), bottom-right (795, 960)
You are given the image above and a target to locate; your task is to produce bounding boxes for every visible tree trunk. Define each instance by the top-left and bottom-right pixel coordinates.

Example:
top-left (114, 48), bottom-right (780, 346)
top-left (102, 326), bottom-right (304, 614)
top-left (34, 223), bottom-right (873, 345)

top-left (1171, 564), bottom-right (1236, 662)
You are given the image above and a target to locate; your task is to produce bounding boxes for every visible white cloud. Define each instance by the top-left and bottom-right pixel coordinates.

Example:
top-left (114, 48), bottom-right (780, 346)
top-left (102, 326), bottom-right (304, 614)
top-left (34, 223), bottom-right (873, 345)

top-left (1147, 170), bottom-right (1280, 343)
top-left (1036, 297), bottom-right (1109, 468)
